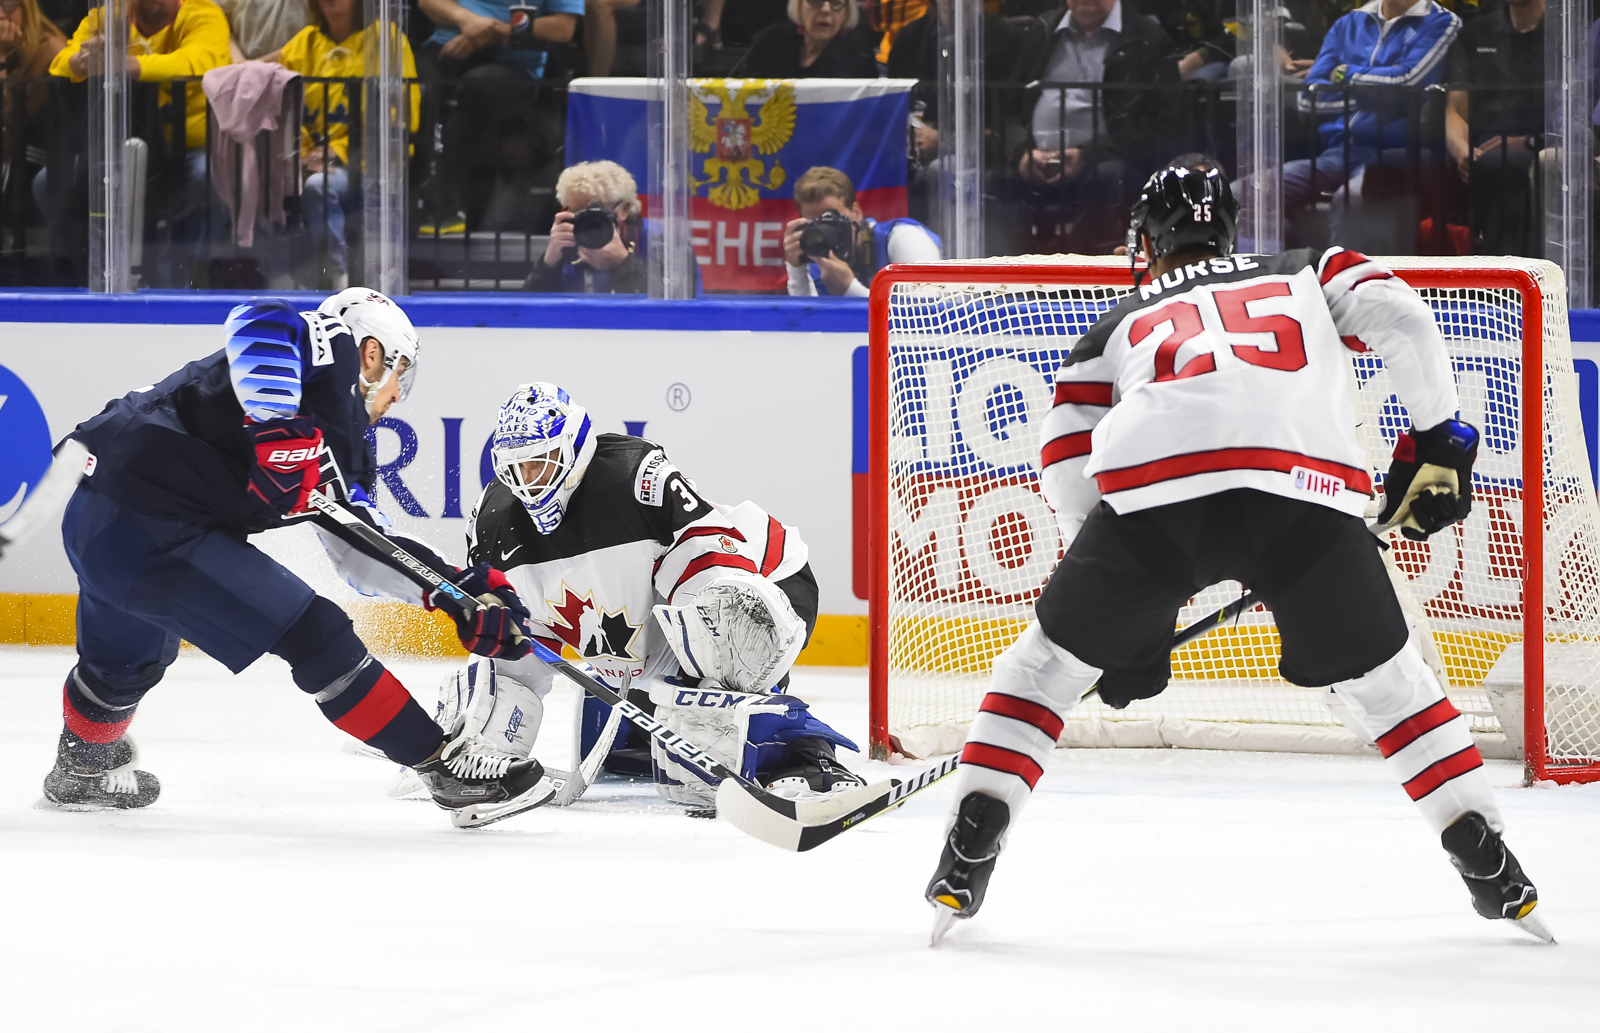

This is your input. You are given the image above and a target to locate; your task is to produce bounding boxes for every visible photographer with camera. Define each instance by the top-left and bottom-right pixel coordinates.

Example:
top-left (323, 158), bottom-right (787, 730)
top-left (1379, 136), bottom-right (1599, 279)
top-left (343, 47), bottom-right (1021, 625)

top-left (523, 160), bottom-right (646, 294)
top-left (783, 166), bottom-right (941, 297)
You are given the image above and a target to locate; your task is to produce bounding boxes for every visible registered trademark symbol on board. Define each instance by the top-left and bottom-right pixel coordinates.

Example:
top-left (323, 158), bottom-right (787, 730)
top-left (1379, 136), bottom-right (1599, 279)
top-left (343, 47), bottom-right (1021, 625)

top-left (666, 383), bottom-right (692, 412)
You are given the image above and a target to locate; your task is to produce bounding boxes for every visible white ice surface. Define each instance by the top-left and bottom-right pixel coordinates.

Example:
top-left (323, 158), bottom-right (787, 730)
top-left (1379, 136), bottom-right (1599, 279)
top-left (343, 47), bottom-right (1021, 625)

top-left (2, 646), bottom-right (1598, 1031)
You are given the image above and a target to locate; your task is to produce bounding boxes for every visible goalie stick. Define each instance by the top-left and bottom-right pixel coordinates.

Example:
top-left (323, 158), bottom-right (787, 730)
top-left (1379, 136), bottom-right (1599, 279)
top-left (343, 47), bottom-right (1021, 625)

top-left (303, 489), bottom-right (842, 826)
top-left (717, 590), bottom-right (1263, 852)
top-left (0, 440), bottom-right (90, 561)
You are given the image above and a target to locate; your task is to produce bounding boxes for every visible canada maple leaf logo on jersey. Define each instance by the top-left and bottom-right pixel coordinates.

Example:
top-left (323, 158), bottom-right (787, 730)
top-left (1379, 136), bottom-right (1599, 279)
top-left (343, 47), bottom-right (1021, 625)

top-left (546, 586), bottom-right (641, 662)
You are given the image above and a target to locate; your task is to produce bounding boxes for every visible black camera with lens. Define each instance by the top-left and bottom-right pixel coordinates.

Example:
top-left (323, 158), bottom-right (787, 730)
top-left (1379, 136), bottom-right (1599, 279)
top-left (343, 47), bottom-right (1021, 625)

top-left (562, 201), bottom-right (621, 263)
top-left (797, 209), bottom-right (856, 263)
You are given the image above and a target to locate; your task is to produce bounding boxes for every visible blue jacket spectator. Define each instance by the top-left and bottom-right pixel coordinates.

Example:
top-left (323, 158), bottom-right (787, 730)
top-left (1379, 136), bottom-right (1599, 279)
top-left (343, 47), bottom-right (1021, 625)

top-left (1302, 0), bottom-right (1462, 151)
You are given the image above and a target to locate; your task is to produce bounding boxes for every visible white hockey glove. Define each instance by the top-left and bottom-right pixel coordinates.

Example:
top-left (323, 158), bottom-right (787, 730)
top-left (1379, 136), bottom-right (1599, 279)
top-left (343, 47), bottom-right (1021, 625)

top-left (652, 575), bottom-right (807, 693)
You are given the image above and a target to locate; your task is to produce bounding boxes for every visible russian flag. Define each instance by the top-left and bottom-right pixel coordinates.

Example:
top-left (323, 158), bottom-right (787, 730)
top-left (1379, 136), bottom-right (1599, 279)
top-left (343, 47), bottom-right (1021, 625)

top-left (567, 77), bottom-right (915, 293)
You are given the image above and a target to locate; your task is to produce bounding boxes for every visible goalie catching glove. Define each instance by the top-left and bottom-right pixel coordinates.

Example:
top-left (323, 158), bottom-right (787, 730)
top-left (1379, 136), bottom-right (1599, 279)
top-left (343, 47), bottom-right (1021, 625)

top-left (424, 562), bottom-right (534, 660)
top-left (652, 576), bottom-right (808, 693)
top-left (1376, 419), bottom-right (1478, 541)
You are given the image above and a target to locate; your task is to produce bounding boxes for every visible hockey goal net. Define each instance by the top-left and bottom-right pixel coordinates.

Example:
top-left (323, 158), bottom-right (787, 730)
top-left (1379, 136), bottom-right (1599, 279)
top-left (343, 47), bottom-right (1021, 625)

top-left (866, 255), bottom-right (1600, 785)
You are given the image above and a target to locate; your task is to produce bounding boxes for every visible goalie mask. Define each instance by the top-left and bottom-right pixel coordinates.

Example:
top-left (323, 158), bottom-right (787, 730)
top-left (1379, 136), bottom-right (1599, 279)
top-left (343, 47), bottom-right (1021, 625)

top-left (491, 383), bottom-right (596, 534)
top-left (317, 288), bottom-right (420, 406)
top-left (1127, 165), bottom-right (1238, 282)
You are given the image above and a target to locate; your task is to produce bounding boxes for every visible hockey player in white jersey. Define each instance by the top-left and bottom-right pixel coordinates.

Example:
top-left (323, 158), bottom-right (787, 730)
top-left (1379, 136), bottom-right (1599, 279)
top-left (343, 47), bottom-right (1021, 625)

top-left (925, 167), bottom-right (1548, 942)
top-left (421, 383), bottom-right (866, 810)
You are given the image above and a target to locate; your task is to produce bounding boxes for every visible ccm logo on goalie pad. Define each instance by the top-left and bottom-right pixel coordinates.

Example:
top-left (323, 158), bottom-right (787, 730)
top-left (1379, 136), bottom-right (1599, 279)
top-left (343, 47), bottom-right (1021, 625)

top-left (268, 447), bottom-right (319, 464)
top-left (673, 689), bottom-right (751, 708)
top-left (1290, 466), bottom-right (1344, 500)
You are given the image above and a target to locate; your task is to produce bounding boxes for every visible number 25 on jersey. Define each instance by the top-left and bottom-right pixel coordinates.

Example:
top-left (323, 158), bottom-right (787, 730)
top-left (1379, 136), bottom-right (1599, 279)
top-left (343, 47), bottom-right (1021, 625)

top-left (1132, 282), bottom-right (1308, 382)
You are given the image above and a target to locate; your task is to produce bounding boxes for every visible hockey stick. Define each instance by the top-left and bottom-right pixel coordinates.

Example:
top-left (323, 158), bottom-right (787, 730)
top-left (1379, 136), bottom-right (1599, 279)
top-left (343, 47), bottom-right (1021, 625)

top-left (718, 590), bottom-right (1263, 852)
top-left (0, 440), bottom-right (90, 561)
top-left (302, 489), bottom-right (842, 826)
top-left (543, 676), bottom-right (628, 806)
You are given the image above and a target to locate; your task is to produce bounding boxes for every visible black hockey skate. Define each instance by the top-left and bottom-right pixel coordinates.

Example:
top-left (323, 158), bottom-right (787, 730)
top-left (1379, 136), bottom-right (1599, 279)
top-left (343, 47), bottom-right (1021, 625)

top-left (41, 731), bottom-right (160, 810)
top-left (759, 736), bottom-right (868, 799)
top-left (413, 719), bottom-right (556, 829)
top-left (925, 791), bottom-right (1010, 945)
top-left (1440, 811), bottom-right (1554, 943)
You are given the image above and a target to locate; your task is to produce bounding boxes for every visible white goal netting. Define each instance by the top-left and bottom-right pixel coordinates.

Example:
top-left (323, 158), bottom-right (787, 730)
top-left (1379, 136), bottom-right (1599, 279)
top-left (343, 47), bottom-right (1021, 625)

top-left (874, 256), bottom-right (1600, 781)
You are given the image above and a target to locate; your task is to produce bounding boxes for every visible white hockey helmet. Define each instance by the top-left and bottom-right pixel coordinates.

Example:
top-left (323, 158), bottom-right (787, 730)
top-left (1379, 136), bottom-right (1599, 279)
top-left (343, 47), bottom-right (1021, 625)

top-left (491, 383), bottom-right (597, 534)
top-left (317, 287), bottom-right (420, 402)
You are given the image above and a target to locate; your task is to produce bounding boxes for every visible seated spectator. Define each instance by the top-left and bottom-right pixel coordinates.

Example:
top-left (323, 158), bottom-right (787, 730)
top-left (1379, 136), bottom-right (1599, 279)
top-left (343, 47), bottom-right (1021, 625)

top-left (217, 0), bottom-right (311, 60)
top-left (0, 0), bottom-right (66, 211)
top-left (38, 0), bottom-right (230, 284)
top-left (998, 0), bottom-right (1179, 255)
top-left (269, 0), bottom-right (419, 289)
top-left (1278, 0), bottom-right (1460, 243)
top-left (730, 0), bottom-right (879, 78)
top-left (415, 0), bottom-right (579, 236)
top-left (419, 0), bottom-right (577, 79)
top-left (1445, 0), bottom-right (1543, 257)
top-left (783, 164), bottom-right (939, 297)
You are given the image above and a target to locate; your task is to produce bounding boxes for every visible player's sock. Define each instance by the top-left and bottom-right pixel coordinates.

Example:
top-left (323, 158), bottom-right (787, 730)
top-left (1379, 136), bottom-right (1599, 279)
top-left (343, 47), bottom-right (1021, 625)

top-left (1329, 640), bottom-right (1501, 833)
top-left (62, 666), bottom-right (143, 744)
top-left (273, 596), bottom-right (444, 766)
top-left (949, 623), bottom-right (1099, 819)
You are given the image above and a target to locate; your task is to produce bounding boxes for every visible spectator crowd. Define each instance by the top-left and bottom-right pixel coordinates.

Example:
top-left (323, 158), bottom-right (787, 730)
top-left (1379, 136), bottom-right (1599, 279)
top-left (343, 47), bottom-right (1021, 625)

top-left (0, 0), bottom-right (1585, 291)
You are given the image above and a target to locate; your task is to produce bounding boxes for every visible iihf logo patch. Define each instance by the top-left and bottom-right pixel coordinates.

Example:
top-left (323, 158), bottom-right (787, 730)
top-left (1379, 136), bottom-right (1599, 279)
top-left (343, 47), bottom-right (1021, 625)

top-left (1290, 465), bottom-right (1344, 500)
top-left (718, 535), bottom-right (739, 553)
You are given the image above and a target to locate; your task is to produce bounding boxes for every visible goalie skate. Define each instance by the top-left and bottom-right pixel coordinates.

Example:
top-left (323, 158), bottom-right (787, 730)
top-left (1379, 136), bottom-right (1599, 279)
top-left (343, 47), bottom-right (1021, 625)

top-left (926, 792), bottom-right (1009, 945)
top-left (40, 732), bottom-right (160, 811)
top-left (1440, 811), bottom-right (1555, 944)
top-left (413, 718), bottom-right (556, 828)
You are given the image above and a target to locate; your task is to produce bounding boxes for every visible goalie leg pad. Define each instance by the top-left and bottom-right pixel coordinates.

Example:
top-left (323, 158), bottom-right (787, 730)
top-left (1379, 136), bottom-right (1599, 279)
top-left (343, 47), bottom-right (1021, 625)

top-left (951, 623), bottom-right (1098, 825)
top-left (1330, 640), bottom-right (1501, 835)
top-left (648, 683), bottom-right (859, 807)
top-left (652, 576), bottom-right (808, 693)
top-left (434, 657), bottom-right (547, 761)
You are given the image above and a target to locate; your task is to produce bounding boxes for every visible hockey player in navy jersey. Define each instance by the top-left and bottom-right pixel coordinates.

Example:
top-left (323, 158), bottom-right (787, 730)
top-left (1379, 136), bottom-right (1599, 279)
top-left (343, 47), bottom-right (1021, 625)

top-left (416, 383), bottom-right (867, 811)
top-left (925, 167), bottom-right (1549, 942)
top-left (43, 290), bottom-right (554, 828)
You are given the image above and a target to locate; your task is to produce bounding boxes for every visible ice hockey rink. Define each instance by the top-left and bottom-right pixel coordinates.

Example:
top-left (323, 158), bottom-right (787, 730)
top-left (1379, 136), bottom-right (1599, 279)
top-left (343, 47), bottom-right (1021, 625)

top-left (3, 645), bottom-right (1597, 1031)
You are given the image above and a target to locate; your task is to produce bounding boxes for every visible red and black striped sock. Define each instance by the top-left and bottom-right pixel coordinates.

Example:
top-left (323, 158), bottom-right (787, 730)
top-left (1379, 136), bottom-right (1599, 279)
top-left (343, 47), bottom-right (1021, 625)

top-left (62, 668), bottom-right (140, 745)
top-left (316, 659), bottom-right (443, 766)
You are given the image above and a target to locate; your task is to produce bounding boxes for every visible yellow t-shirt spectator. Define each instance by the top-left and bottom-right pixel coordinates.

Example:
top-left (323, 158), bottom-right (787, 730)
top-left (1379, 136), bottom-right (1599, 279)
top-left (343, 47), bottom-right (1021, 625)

top-left (278, 22), bottom-right (418, 167)
top-left (50, 0), bottom-right (231, 149)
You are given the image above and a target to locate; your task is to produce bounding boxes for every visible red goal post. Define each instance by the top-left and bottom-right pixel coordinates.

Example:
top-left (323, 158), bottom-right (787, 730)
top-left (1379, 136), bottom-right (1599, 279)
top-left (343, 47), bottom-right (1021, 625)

top-left (866, 255), bottom-right (1600, 785)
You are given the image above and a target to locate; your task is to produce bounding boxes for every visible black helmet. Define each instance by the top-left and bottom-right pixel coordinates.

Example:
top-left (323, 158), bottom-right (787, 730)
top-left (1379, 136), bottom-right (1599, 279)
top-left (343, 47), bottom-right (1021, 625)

top-left (1127, 165), bottom-right (1239, 264)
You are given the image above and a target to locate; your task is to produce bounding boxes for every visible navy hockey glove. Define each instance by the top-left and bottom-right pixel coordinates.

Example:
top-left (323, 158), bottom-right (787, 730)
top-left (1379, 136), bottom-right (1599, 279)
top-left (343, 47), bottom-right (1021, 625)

top-left (1376, 419), bottom-right (1479, 541)
top-left (245, 417), bottom-right (323, 516)
top-left (431, 563), bottom-right (533, 660)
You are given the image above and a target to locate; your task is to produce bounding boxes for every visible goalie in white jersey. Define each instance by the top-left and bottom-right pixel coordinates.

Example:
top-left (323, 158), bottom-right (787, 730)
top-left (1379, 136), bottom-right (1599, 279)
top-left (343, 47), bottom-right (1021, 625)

top-left (419, 383), bottom-right (865, 810)
top-left (925, 166), bottom-right (1549, 942)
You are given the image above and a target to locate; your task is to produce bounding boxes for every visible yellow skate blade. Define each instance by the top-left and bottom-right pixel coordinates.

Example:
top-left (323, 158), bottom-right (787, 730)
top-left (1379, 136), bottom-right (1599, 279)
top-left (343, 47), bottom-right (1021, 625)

top-left (929, 901), bottom-right (960, 947)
